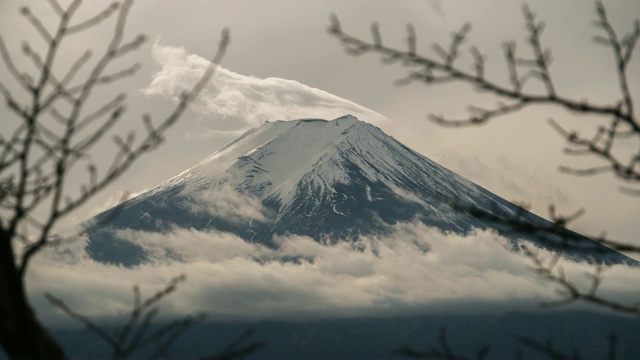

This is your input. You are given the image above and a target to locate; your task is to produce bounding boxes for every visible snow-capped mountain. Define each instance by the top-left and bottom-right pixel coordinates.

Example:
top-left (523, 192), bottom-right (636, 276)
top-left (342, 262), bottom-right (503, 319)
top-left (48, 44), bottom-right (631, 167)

top-left (84, 115), bottom-right (633, 265)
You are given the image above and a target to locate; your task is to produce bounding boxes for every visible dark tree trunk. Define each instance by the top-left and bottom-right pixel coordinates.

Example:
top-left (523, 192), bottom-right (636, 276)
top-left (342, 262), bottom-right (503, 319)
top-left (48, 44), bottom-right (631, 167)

top-left (0, 229), bottom-right (66, 359)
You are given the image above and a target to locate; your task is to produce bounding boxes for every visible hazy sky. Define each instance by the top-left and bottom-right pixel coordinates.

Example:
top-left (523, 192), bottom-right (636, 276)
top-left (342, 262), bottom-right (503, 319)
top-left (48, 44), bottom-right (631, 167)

top-left (1, 0), bottom-right (639, 249)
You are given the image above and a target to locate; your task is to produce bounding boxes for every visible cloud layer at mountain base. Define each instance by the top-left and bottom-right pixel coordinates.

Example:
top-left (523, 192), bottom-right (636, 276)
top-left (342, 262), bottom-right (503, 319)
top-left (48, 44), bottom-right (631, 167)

top-left (28, 222), bottom-right (640, 326)
top-left (143, 39), bottom-right (386, 133)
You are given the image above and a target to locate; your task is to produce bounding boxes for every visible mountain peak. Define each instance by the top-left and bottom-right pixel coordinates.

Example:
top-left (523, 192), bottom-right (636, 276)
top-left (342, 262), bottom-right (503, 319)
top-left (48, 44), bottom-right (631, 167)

top-left (264, 114), bottom-right (361, 122)
top-left (334, 113), bottom-right (360, 122)
top-left (262, 114), bottom-right (364, 129)
top-left (85, 115), bottom-right (635, 266)
top-left (216, 115), bottom-right (378, 206)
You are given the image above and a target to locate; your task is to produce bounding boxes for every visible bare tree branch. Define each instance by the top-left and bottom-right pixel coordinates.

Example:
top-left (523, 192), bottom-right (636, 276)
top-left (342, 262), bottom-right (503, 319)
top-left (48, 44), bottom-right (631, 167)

top-left (203, 327), bottom-right (266, 360)
top-left (44, 292), bottom-right (119, 348)
top-left (45, 0), bottom-right (65, 18)
top-left (66, 2), bottom-right (120, 35)
top-left (329, 2), bottom-right (640, 330)
top-left (522, 245), bottom-right (640, 316)
top-left (594, 1), bottom-right (637, 119)
top-left (0, 0), bottom-right (234, 357)
top-left (329, 13), bottom-right (638, 130)
top-left (328, 1), bottom-right (640, 194)
top-left (0, 35), bottom-right (35, 93)
top-left (20, 7), bottom-right (53, 43)
top-left (45, 275), bottom-right (223, 360)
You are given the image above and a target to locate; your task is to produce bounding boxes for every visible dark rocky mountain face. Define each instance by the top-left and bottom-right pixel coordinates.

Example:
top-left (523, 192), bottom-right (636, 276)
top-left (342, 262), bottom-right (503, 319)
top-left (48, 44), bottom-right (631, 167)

top-left (83, 115), bottom-right (634, 266)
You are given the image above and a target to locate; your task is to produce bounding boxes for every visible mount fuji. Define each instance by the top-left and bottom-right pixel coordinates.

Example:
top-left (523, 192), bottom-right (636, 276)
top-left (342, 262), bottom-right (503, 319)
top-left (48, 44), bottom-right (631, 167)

top-left (82, 115), bottom-right (632, 266)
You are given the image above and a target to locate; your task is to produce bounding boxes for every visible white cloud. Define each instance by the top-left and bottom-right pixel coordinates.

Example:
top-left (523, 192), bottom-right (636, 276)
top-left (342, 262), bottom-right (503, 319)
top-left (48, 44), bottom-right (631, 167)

top-left (28, 222), bottom-right (640, 326)
top-left (180, 181), bottom-right (270, 224)
top-left (115, 227), bottom-right (266, 264)
top-left (143, 38), bottom-right (387, 132)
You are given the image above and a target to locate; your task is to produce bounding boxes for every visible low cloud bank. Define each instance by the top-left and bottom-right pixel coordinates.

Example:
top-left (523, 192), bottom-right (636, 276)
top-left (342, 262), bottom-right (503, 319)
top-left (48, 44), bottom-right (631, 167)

top-left (28, 222), bottom-right (640, 326)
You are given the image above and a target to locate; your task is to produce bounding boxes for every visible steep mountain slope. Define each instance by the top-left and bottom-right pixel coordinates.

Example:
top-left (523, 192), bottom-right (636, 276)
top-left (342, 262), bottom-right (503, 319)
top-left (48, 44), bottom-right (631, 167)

top-left (84, 115), bottom-right (633, 265)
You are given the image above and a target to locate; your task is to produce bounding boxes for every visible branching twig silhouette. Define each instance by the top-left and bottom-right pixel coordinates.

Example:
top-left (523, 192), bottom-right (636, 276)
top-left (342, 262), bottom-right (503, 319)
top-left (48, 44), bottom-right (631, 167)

top-left (394, 327), bottom-right (489, 360)
top-left (330, 1), bottom-right (639, 358)
top-left (329, 1), bottom-right (639, 187)
top-left (450, 200), bottom-right (640, 256)
top-left (45, 275), bottom-right (264, 360)
top-left (521, 245), bottom-right (640, 316)
top-left (0, 0), bottom-right (230, 358)
top-left (328, 0), bottom-right (639, 311)
top-left (45, 275), bottom-right (203, 360)
top-left (202, 327), bottom-right (266, 360)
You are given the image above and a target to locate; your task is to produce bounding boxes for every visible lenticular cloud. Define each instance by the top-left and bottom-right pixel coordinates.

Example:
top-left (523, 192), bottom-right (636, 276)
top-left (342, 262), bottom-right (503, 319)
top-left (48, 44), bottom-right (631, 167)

top-left (142, 38), bottom-right (386, 130)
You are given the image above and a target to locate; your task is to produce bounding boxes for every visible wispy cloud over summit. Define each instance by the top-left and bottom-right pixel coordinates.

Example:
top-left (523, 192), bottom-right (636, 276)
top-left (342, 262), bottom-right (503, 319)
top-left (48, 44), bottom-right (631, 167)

top-left (143, 39), bottom-right (386, 131)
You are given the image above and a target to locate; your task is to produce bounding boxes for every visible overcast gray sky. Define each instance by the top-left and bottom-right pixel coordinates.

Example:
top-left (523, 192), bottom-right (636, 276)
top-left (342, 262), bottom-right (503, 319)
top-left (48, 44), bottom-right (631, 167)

top-left (1, 0), bottom-right (639, 250)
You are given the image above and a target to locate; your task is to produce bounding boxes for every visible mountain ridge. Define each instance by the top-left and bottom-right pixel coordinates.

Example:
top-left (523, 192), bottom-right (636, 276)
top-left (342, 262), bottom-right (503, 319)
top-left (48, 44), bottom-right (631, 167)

top-left (82, 115), bottom-right (635, 266)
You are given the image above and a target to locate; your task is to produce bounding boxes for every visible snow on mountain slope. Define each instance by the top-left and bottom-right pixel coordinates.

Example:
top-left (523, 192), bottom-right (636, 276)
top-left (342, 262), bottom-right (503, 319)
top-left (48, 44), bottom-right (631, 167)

top-left (83, 115), bottom-right (634, 266)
